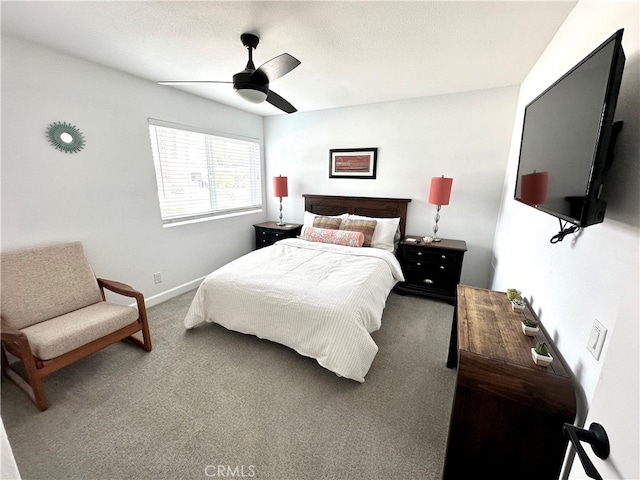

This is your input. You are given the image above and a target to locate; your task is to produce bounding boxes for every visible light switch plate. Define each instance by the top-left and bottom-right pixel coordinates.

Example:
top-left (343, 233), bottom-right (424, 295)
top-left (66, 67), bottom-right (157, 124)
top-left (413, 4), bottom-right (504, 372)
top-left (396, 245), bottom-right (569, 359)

top-left (587, 319), bottom-right (607, 360)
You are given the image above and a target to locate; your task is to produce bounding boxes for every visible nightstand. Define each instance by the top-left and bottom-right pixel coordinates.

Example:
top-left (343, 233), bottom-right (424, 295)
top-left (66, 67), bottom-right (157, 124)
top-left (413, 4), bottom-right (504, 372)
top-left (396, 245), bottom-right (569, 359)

top-left (396, 236), bottom-right (467, 303)
top-left (253, 221), bottom-right (303, 249)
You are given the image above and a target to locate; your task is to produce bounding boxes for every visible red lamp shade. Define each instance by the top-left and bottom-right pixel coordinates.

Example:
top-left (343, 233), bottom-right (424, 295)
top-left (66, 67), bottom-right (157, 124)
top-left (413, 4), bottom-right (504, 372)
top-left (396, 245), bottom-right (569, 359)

top-left (520, 171), bottom-right (548, 205)
top-left (273, 176), bottom-right (288, 198)
top-left (428, 176), bottom-right (453, 206)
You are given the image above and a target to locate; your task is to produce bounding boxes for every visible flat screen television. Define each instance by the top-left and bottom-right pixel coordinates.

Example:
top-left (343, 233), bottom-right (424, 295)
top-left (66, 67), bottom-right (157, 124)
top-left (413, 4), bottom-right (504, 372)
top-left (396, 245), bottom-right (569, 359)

top-left (514, 29), bottom-right (625, 241)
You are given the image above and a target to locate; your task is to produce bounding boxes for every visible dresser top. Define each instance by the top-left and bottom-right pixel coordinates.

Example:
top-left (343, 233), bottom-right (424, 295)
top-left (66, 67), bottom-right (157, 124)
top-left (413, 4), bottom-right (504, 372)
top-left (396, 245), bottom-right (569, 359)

top-left (455, 284), bottom-right (576, 418)
top-left (402, 236), bottom-right (467, 252)
top-left (253, 221), bottom-right (302, 231)
top-left (457, 285), bottom-right (570, 378)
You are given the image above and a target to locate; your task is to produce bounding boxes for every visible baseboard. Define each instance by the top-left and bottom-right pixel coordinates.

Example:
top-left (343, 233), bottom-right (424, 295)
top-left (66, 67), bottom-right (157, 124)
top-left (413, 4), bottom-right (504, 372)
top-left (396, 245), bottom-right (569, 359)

top-left (143, 277), bottom-right (205, 308)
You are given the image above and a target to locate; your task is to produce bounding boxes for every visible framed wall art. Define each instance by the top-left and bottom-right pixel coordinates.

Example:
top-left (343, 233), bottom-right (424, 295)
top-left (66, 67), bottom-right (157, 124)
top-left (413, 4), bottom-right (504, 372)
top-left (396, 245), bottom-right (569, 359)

top-left (329, 148), bottom-right (377, 179)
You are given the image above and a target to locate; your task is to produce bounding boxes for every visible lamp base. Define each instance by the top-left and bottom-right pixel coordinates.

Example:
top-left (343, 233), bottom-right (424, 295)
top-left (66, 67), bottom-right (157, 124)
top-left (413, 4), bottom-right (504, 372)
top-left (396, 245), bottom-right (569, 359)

top-left (277, 197), bottom-right (285, 226)
top-left (430, 205), bottom-right (443, 242)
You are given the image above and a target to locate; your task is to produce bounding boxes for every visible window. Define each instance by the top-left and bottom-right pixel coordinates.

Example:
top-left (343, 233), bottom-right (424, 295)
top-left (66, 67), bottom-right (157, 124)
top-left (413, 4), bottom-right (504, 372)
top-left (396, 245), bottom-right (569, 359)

top-left (148, 119), bottom-right (262, 226)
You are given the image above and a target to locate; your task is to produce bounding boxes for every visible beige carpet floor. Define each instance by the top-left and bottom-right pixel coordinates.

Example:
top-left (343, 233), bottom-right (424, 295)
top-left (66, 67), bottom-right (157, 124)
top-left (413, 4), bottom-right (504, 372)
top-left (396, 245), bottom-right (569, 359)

top-left (1, 289), bottom-right (457, 480)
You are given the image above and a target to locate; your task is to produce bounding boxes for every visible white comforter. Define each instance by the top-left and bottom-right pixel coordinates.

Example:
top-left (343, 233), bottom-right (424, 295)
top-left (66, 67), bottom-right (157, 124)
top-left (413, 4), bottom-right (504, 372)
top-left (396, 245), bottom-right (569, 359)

top-left (184, 238), bottom-right (404, 382)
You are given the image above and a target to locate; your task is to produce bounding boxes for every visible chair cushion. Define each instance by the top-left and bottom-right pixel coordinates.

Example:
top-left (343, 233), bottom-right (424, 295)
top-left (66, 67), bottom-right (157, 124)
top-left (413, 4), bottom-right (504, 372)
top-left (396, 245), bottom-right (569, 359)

top-left (1, 242), bottom-right (103, 330)
top-left (21, 302), bottom-right (140, 360)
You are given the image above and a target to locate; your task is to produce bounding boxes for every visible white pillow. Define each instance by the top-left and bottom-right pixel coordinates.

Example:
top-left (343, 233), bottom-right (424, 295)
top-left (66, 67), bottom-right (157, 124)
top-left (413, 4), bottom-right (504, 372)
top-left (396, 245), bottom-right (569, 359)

top-left (302, 211), bottom-right (348, 233)
top-left (347, 214), bottom-right (400, 252)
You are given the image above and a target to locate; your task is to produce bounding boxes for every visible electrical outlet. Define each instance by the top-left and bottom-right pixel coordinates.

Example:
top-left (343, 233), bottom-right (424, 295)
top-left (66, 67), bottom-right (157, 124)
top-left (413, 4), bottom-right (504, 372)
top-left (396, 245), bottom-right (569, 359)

top-left (153, 272), bottom-right (162, 284)
top-left (587, 319), bottom-right (607, 360)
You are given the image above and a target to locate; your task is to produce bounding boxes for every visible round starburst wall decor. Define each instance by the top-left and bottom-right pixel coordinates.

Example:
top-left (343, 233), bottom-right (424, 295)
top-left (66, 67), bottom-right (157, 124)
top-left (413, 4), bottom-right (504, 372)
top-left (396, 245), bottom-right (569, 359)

top-left (46, 121), bottom-right (85, 154)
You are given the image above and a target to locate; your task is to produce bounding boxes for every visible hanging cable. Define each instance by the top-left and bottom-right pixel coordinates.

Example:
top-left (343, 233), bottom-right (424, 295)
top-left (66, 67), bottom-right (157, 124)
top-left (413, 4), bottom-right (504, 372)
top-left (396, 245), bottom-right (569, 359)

top-left (550, 218), bottom-right (581, 243)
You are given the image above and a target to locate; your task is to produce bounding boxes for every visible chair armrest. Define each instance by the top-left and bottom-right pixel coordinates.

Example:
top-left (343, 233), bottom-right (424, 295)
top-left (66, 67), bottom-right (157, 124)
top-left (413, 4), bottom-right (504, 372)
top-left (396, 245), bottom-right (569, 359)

top-left (97, 278), bottom-right (143, 299)
top-left (1, 317), bottom-right (27, 344)
top-left (97, 278), bottom-right (152, 352)
top-left (1, 316), bottom-right (34, 362)
top-left (96, 278), bottom-right (148, 321)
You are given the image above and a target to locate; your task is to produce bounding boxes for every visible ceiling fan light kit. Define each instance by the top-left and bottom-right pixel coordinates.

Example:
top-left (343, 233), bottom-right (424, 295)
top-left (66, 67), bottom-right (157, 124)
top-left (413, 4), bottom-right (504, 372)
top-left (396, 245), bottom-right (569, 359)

top-left (236, 87), bottom-right (268, 104)
top-left (158, 33), bottom-right (300, 113)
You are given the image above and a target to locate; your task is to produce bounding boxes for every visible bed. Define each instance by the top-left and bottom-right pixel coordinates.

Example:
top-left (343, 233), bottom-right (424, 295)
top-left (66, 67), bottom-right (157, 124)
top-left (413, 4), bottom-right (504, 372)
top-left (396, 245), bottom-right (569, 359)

top-left (184, 194), bottom-right (411, 382)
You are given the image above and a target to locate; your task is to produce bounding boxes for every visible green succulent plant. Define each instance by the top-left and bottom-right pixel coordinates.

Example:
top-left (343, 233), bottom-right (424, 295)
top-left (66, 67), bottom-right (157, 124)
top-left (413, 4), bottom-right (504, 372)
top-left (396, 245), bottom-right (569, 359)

top-left (535, 342), bottom-right (550, 356)
top-left (506, 289), bottom-right (522, 301)
top-left (523, 318), bottom-right (539, 328)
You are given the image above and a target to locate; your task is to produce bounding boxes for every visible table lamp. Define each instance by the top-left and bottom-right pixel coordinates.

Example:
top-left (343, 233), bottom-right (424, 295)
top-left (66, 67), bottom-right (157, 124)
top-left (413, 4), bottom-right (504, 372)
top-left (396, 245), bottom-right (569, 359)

top-left (427, 175), bottom-right (453, 242)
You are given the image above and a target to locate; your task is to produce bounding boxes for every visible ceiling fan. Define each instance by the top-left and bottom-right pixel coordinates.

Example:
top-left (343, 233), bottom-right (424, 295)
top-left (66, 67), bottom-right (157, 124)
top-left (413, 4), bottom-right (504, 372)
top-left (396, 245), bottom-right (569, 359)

top-left (158, 33), bottom-right (301, 114)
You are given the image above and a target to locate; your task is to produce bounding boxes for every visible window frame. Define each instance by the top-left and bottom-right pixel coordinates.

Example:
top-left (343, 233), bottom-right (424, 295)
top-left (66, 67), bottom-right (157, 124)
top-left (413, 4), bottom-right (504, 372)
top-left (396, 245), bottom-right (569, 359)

top-left (148, 118), bottom-right (264, 227)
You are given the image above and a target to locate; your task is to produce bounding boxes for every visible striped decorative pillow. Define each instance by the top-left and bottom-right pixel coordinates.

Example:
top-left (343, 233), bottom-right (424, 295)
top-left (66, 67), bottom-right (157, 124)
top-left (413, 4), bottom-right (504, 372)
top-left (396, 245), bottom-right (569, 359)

top-left (312, 215), bottom-right (343, 230)
top-left (302, 227), bottom-right (364, 247)
top-left (347, 215), bottom-right (400, 252)
top-left (341, 218), bottom-right (377, 247)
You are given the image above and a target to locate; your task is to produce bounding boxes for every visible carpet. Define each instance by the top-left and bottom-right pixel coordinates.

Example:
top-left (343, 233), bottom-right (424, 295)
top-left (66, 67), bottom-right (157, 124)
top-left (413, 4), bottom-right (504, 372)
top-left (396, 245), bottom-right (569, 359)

top-left (1, 289), bottom-right (457, 480)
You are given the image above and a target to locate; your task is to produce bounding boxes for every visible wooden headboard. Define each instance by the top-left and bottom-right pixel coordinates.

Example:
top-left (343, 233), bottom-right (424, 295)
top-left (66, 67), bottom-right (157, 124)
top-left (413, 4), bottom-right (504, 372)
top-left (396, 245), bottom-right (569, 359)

top-left (302, 194), bottom-right (411, 238)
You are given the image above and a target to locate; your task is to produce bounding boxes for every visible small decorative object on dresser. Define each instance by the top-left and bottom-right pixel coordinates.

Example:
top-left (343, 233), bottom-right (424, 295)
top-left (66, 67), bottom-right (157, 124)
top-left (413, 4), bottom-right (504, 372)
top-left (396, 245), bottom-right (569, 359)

top-left (506, 288), bottom-right (521, 301)
top-left (512, 298), bottom-right (526, 311)
top-left (532, 341), bottom-right (554, 367)
top-left (396, 236), bottom-right (466, 304)
top-left (521, 317), bottom-right (540, 336)
top-left (253, 221), bottom-right (302, 249)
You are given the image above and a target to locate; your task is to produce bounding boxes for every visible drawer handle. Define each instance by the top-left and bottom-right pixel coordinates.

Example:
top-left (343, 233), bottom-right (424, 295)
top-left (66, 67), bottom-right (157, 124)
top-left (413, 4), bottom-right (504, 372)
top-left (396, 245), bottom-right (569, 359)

top-left (441, 254), bottom-right (447, 259)
top-left (423, 279), bottom-right (434, 285)
top-left (440, 265), bottom-right (445, 270)
top-left (417, 252), bottom-right (423, 256)
top-left (261, 231), bottom-right (266, 235)
top-left (416, 262), bottom-right (421, 267)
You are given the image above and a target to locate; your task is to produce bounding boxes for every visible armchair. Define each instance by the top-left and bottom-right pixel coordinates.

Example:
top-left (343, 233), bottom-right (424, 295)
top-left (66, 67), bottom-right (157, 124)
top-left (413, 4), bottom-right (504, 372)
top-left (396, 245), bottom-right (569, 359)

top-left (1, 242), bottom-right (152, 411)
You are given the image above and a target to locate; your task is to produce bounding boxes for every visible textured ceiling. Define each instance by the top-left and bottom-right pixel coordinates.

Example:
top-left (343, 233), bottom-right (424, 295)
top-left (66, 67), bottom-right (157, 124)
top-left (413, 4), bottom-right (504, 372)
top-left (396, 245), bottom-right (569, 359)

top-left (1, 1), bottom-right (577, 116)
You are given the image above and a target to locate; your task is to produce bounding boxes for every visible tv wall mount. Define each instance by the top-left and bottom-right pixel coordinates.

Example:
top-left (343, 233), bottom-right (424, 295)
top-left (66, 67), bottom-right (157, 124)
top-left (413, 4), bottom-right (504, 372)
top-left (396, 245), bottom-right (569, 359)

top-left (550, 120), bottom-right (623, 244)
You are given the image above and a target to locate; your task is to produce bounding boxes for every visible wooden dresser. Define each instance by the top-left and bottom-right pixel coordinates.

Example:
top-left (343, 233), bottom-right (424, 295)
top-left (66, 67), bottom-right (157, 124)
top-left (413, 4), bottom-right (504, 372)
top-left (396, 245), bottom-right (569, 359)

top-left (444, 285), bottom-right (577, 480)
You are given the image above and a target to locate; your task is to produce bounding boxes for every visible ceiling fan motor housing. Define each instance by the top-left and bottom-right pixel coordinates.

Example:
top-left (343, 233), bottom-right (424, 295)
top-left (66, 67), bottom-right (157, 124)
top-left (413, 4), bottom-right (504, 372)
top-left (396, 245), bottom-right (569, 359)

top-left (233, 70), bottom-right (268, 103)
top-left (233, 34), bottom-right (270, 103)
top-left (241, 33), bottom-right (260, 50)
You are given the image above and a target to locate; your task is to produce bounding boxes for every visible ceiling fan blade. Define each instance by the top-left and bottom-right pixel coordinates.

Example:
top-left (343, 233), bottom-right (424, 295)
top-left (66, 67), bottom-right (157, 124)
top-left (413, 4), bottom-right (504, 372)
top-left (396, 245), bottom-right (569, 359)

top-left (157, 80), bottom-right (232, 85)
top-left (254, 53), bottom-right (301, 82)
top-left (266, 90), bottom-right (297, 114)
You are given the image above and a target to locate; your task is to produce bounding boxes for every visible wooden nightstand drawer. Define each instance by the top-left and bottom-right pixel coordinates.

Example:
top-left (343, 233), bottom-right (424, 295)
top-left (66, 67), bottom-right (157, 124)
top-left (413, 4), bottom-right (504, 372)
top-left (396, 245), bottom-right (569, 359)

top-left (396, 236), bottom-right (467, 303)
top-left (253, 222), bottom-right (303, 250)
top-left (404, 270), bottom-right (458, 295)
top-left (256, 228), bottom-right (287, 243)
top-left (404, 247), bottom-right (458, 266)
top-left (404, 261), bottom-right (459, 276)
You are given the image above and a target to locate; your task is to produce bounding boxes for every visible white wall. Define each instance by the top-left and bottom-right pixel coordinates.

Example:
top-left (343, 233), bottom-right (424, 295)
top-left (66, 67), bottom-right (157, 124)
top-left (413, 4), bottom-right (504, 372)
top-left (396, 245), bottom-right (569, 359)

top-left (1, 36), bottom-right (266, 305)
top-left (264, 87), bottom-right (520, 289)
top-left (491, 1), bottom-right (639, 478)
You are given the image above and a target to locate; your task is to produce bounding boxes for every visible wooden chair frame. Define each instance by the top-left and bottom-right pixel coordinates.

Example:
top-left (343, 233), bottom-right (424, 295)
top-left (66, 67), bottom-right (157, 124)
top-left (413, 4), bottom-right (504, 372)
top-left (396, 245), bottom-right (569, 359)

top-left (1, 278), bottom-right (152, 411)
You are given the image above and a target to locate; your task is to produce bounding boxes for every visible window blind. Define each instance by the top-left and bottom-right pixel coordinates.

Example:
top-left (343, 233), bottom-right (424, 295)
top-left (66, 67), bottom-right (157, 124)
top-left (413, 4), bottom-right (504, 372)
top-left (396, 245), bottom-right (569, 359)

top-left (148, 121), bottom-right (262, 225)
